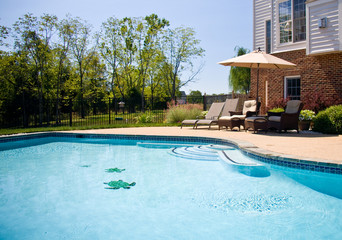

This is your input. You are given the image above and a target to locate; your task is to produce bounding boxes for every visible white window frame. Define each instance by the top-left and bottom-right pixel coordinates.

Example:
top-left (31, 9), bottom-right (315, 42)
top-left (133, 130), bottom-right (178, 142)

top-left (284, 75), bottom-right (301, 99)
top-left (276, 0), bottom-right (306, 48)
top-left (265, 20), bottom-right (272, 53)
top-left (277, 0), bottom-right (292, 45)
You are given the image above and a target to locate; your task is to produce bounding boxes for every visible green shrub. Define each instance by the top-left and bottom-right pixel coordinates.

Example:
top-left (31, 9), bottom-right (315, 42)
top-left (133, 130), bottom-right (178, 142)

top-left (199, 111), bottom-right (208, 118)
top-left (135, 113), bottom-right (153, 123)
top-left (268, 107), bottom-right (284, 113)
top-left (299, 110), bottom-right (316, 121)
top-left (313, 105), bottom-right (342, 134)
top-left (165, 103), bottom-right (203, 123)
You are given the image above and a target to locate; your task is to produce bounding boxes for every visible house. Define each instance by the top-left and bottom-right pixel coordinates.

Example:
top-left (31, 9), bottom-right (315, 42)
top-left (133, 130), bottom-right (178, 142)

top-left (177, 91), bottom-right (187, 104)
top-left (253, 0), bottom-right (342, 112)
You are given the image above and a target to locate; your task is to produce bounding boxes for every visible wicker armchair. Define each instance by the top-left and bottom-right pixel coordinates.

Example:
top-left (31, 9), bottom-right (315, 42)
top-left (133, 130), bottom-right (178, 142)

top-left (218, 100), bottom-right (260, 131)
top-left (267, 100), bottom-right (303, 133)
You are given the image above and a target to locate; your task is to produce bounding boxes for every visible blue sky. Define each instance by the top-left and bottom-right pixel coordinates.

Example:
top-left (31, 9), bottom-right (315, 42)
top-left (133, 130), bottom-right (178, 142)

top-left (0, 0), bottom-right (253, 95)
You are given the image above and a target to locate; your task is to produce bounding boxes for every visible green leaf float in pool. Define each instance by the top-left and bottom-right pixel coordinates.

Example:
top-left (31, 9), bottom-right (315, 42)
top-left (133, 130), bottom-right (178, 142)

top-left (105, 168), bottom-right (125, 173)
top-left (104, 180), bottom-right (136, 189)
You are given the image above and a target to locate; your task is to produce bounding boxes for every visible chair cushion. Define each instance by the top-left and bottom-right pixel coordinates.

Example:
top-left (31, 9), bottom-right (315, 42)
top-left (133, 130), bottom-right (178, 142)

top-left (219, 115), bottom-right (246, 120)
top-left (285, 100), bottom-right (302, 114)
top-left (182, 119), bottom-right (198, 124)
top-left (242, 100), bottom-right (257, 115)
top-left (268, 116), bottom-right (281, 122)
top-left (245, 117), bottom-right (266, 122)
top-left (219, 116), bottom-right (232, 120)
top-left (196, 119), bottom-right (217, 125)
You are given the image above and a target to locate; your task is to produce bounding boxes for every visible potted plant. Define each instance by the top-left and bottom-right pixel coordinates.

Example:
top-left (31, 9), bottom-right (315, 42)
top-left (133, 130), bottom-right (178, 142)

top-left (299, 110), bottom-right (316, 130)
top-left (267, 107), bottom-right (285, 116)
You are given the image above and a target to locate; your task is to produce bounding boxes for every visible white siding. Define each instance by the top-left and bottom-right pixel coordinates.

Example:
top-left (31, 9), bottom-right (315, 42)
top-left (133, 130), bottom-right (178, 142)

top-left (307, 0), bottom-right (341, 55)
top-left (254, 0), bottom-right (341, 54)
top-left (254, 0), bottom-right (272, 51)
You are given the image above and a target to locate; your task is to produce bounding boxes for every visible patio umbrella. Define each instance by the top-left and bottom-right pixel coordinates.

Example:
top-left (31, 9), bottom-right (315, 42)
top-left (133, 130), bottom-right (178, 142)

top-left (218, 48), bottom-right (296, 102)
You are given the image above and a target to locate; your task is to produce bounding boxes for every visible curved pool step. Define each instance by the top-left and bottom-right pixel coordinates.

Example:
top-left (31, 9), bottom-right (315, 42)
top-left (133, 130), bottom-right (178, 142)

top-left (169, 145), bottom-right (219, 161)
top-left (205, 144), bottom-right (236, 151)
top-left (218, 150), bottom-right (271, 177)
top-left (137, 142), bottom-right (195, 149)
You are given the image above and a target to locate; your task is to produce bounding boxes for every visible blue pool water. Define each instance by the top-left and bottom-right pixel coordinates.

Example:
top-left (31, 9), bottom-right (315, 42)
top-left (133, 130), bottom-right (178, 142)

top-left (0, 136), bottom-right (342, 239)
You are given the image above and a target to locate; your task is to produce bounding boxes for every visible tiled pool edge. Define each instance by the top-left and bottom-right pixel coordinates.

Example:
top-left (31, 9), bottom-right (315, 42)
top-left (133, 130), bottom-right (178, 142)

top-left (1, 131), bottom-right (341, 175)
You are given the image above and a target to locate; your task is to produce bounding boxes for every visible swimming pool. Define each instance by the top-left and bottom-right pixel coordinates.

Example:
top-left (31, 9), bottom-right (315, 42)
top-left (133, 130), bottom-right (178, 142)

top-left (0, 133), bottom-right (342, 239)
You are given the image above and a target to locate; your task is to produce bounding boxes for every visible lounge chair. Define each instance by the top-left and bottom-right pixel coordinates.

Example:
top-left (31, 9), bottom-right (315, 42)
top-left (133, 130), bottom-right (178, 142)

top-left (195, 98), bottom-right (239, 129)
top-left (218, 100), bottom-right (260, 131)
top-left (181, 102), bottom-right (225, 129)
top-left (267, 100), bottom-right (303, 133)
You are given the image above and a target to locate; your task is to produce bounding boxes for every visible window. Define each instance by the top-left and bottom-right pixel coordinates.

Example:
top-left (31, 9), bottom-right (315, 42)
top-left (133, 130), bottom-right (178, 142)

top-left (279, 0), bottom-right (292, 43)
top-left (285, 76), bottom-right (300, 100)
top-left (278, 0), bottom-right (306, 44)
top-left (266, 20), bottom-right (271, 53)
top-left (293, 0), bottom-right (306, 42)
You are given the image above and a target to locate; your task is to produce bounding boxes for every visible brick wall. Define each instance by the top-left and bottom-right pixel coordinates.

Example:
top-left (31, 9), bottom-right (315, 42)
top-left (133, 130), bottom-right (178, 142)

top-left (250, 49), bottom-right (342, 113)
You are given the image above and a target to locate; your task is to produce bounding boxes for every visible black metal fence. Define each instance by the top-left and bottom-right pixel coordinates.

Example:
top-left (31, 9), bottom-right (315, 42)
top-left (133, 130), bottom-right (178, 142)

top-left (0, 94), bottom-right (248, 129)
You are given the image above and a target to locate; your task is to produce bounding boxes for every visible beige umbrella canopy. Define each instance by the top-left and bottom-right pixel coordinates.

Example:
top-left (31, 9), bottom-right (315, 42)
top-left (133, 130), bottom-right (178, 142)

top-left (218, 48), bottom-right (296, 102)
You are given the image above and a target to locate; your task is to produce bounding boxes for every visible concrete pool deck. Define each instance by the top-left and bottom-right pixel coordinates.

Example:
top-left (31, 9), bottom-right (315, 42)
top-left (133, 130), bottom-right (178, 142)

top-left (66, 126), bottom-right (342, 165)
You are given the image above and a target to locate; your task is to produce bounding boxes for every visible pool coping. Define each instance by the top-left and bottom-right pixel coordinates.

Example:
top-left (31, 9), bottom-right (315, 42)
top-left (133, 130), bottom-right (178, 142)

top-left (0, 131), bottom-right (341, 175)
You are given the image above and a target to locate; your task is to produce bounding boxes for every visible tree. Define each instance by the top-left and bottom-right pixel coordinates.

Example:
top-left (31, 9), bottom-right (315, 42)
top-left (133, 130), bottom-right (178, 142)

top-left (68, 16), bottom-right (93, 118)
top-left (119, 17), bottom-right (138, 98)
top-left (161, 27), bottom-right (204, 100)
top-left (13, 13), bottom-right (58, 125)
top-left (84, 51), bottom-right (107, 115)
top-left (188, 90), bottom-right (202, 103)
top-left (229, 46), bottom-right (251, 94)
top-left (146, 52), bottom-right (165, 108)
top-left (136, 14), bottom-right (169, 111)
top-left (0, 25), bottom-right (10, 48)
top-left (97, 16), bottom-right (122, 100)
top-left (53, 17), bottom-right (73, 124)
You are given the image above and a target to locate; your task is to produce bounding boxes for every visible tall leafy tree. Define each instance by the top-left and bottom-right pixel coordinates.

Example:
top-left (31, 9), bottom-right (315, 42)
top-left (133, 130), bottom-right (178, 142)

top-left (84, 51), bottom-right (107, 115)
top-left (146, 52), bottom-right (165, 108)
top-left (13, 13), bottom-right (57, 125)
top-left (136, 14), bottom-right (169, 111)
top-left (229, 46), bottom-right (251, 94)
top-left (97, 16), bottom-right (122, 102)
top-left (161, 27), bottom-right (204, 100)
top-left (119, 17), bottom-right (138, 98)
top-left (53, 17), bottom-right (73, 124)
top-left (68, 16), bottom-right (93, 118)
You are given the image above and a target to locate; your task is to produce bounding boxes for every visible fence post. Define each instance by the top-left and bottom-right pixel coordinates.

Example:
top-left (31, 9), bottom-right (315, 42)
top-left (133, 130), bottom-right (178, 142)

top-left (69, 99), bottom-right (72, 127)
top-left (108, 98), bottom-right (111, 125)
top-left (203, 93), bottom-right (207, 111)
top-left (114, 98), bottom-right (118, 115)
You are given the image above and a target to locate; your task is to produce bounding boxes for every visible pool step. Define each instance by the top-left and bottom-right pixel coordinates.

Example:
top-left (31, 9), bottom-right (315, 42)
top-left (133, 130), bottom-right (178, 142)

top-left (137, 142), bottom-right (195, 149)
top-left (218, 150), bottom-right (270, 177)
top-left (205, 144), bottom-right (236, 151)
top-left (169, 145), bottom-right (221, 161)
